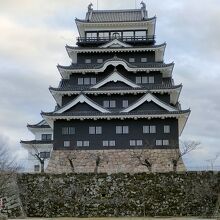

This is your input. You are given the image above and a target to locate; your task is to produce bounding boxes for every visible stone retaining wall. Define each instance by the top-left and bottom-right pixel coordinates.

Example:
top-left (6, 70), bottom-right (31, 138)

top-left (46, 149), bottom-right (185, 173)
top-left (17, 172), bottom-right (220, 218)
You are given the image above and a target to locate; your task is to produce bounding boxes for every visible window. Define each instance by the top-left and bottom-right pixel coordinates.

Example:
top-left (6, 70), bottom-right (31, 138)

top-left (103, 100), bottom-right (116, 108)
top-left (34, 165), bottom-right (40, 172)
top-left (135, 77), bottom-right (142, 84)
top-left (135, 76), bottom-right (153, 84)
top-left (123, 31), bottom-right (134, 37)
top-left (143, 125), bottom-right (156, 133)
top-left (78, 78), bottom-right (83, 85)
top-left (135, 30), bottom-right (147, 37)
top-left (64, 141), bottom-right (70, 147)
top-left (97, 59), bottom-right (103, 64)
top-left (85, 59), bottom-right (91, 64)
top-left (164, 125), bottom-right (170, 133)
top-left (91, 78), bottom-right (96, 85)
top-left (98, 32), bottom-right (109, 38)
top-left (156, 140), bottom-right (162, 146)
top-left (89, 126), bottom-right (102, 134)
top-left (150, 126), bottom-right (156, 133)
top-left (141, 58), bottom-right (148, 63)
top-left (103, 140), bottom-right (115, 147)
top-left (143, 126), bottom-right (149, 134)
top-left (62, 127), bottom-right (75, 135)
top-left (39, 152), bottom-right (50, 159)
top-left (84, 77), bottom-right (90, 85)
top-left (77, 77), bottom-right (96, 85)
top-left (163, 140), bottom-right (169, 146)
top-left (77, 141), bottom-right (89, 147)
top-left (122, 100), bottom-right (129, 108)
top-left (130, 140), bottom-right (143, 146)
top-left (142, 76), bottom-right (148, 83)
top-left (116, 126), bottom-right (129, 134)
top-left (149, 76), bottom-right (155, 84)
top-left (86, 32), bottom-right (97, 38)
top-left (41, 134), bottom-right (52, 141)
top-left (129, 58), bottom-right (135, 63)
top-left (156, 140), bottom-right (169, 146)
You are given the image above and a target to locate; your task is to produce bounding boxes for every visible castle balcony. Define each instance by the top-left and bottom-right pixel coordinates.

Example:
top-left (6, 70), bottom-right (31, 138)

top-left (77, 35), bottom-right (155, 46)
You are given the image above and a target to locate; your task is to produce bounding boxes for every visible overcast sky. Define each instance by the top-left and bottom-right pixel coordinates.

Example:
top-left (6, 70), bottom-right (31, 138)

top-left (0, 0), bottom-right (220, 169)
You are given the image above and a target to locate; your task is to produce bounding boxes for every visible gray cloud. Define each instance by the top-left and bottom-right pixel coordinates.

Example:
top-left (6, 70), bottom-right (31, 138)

top-left (0, 0), bottom-right (220, 169)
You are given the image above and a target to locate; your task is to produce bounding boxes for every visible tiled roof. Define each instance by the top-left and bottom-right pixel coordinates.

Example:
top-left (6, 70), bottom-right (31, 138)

top-left (58, 58), bottom-right (173, 71)
top-left (20, 140), bottom-right (53, 145)
top-left (27, 120), bottom-right (50, 128)
top-left (66, 43), bottom-right (166, 51)
top-left (50, 82), bottom-right (180, 92)
top-left (42, 109), bottom-right (190, 117)
top-left (77, 9), bottom-right (150, 23)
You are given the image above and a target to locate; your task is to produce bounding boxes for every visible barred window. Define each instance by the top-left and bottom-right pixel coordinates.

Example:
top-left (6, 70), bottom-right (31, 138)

top-left (164, 125), bottom-right (170, 133)
top-left (89, 126), bottom-right (102, 134)
top-left (64, 141), bottom-right (70, 147)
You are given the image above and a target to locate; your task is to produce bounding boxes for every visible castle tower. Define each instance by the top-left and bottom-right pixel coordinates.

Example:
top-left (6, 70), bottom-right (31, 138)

top-left (21, 3), bottom-right (190, 173)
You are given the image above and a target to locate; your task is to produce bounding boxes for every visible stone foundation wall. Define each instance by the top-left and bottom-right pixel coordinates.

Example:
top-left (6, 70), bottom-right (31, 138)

top-left (46, 149), bottom-right (185, 173)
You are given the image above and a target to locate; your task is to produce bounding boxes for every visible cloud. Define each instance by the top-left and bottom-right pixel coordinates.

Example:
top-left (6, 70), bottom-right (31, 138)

top-left (0, 0), bottom-right (220, 169)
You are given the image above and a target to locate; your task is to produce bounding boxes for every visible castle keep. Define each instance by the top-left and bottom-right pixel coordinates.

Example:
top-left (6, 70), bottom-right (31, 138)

top-left (21, 3), bottom-right (190, 173)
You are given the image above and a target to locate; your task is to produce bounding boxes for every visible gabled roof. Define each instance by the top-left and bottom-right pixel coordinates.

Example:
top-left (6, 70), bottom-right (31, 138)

top-left (121, 93), bottom-right (177, 113)
top-left (54, 93), bottom-right (110, 114)
top-left (99, 39), bottom-right (132, 48)
top-left (91, 70), bottom-right (141, 89)
top-left (78, 8), bottom-right (149, 23)
top-left (58, 57), bottom-right (174, 79)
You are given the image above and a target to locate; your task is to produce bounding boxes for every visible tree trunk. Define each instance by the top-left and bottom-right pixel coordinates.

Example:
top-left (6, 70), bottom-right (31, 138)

top-left (40, 160), bottom-right (44, 173)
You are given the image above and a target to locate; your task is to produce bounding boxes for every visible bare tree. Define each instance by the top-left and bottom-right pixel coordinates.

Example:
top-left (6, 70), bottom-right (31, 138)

top-left (171, 140), bottom-right (200, 172)
top-left (206, 152), bottom-right (220, 171)
top-left (67, 151), bottom-right (77, 173)
top-left (30, 145), bottom-right (50, 173)
top-left (89, 153), bottom-right (108, 174)
top-left (131, 140), bottom-right (154, 172)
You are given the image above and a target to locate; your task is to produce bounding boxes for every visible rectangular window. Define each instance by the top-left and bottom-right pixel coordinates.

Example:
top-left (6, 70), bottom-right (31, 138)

top-left (150, 125), bottom-right (156, 133)
top-left (156, 140), bottom-right (162, 146)
top-left (62, 127), bottom-right (75, 135)
top-left (163, 140), bottom-right (169, 146)
top-left (64, 141), bottom-right (70, 147)
top-left (116, 126), bottom-right (129, 134)
top-left (78, 78), bottom-right (83, 85)
top-left (141, 58), bottom-right (148, 63)
top-left (103, 101), bottom-right (109, 108)
top-left (97, 59), bottom-right (103, 64)
top-left (96, 126), bottom-right (102, 134)
top-left (91, 78), bottom-right (96, 85)
top-left (116, 126), bottom-right (122, 134)
top-left (123, 31), bottom-right (134, 37)
top-left (85, 59), bottom-right (91, 64)
top-left (84, 77), bottom-right (90, 85)
top-left (149, 76), bottom-right (155, 84)
top-left (84, 141), bottom-right (90, 147)
top-left (77, 141), bottom-right (83, 147)
top-left (130, 140), bottom-right (136, 146)
top-left (98, 32), bottom-right (109, 38)
top-left (137, 140), bottom-right (143, 146)
top-left (164, 125), bottom-right (170, 133)
top-left (89, 127), bottom-right (95, 134)
top-left (142, 76), bottom-right (148, 83)
top-left (135, 30), bottom-right (147, 37)
top-left (129, 58), bottom-right (135, 63)
top-left (109, 140), bottom-right (116, 146)
top-left (123, 126), bottom-right (129, 134)
top-left (34, 165), bottom-right (40, 172)
top-left (39, 152), bottom-right (50, 159)
top-left (103, 140), bottom-right (108, 147)
top-left (130, 140), bottom-right (143, 146)
top-left (136, 77), bottom-right (142, 84)
top-left (122, 100), bottom-right (129, 108)
top-left (143, 126), bottom-right (149, 134)
top-left (89, 126), bottom-right (102, 134)
top-left (41, 134), bottom-right (52, 141)
top-left (86, 32), bottom-right (97, 38)
top-left (110, 100), bottom-right (116, 108)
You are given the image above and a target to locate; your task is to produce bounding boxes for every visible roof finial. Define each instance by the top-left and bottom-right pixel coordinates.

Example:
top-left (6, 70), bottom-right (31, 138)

top-left (88, 3), bottom-right (93, 11)
top-left (140, 1), bottom-right (146, 10)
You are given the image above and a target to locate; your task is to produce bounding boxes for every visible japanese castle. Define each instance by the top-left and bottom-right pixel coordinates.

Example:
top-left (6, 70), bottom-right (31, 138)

top-left (21, 2), bottom-right (190, 173)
